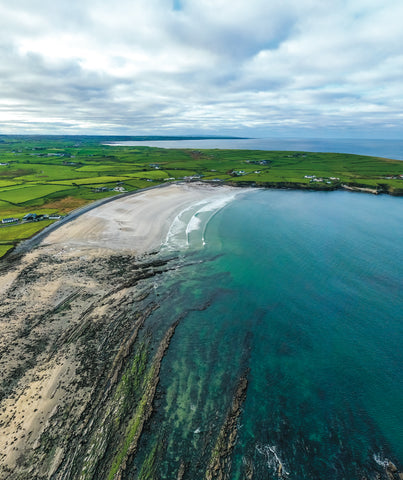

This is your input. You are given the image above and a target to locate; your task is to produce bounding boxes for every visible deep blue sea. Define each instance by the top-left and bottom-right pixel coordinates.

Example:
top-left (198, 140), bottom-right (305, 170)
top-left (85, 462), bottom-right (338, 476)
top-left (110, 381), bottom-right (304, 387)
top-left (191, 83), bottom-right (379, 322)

top-left (116, 138), bottom-right (403, 478)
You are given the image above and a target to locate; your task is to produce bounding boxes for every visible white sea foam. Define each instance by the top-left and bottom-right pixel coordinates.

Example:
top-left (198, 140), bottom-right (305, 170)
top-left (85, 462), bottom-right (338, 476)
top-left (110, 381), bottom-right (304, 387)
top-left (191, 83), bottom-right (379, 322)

top-left (163, 191), bottom-right (241, 251)
top-left (256, 443), bottom-right (290, 477)
top-left (373, 453), bottom-right (389, 468)
top-left (163, 202), bottom-right (198, 251)
top-left (185, 214), bottom-right (202, 235)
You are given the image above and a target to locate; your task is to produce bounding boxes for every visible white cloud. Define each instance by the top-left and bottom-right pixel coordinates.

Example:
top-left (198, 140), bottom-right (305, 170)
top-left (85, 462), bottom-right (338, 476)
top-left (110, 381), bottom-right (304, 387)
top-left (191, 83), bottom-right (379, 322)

top-left (0, 0), bottom-right (402, 136)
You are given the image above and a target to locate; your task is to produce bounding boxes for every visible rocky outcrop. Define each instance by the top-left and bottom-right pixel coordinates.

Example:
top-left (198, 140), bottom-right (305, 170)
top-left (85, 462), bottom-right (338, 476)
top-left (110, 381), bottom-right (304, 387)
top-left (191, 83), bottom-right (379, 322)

top-left (0, 248), bottom-right (176, 479)
top-left (204, 369), bottom-right (250, 480)
top-left (341, 183), bottom-right (383, 194)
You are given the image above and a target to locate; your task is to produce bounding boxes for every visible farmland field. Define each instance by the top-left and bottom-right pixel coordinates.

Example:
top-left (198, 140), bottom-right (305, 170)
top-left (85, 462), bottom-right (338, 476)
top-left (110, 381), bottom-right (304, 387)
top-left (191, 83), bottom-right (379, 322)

top-left (0, 184), bottom-right (71, 204)
top-left (47, 176), bottom-right (133, 186)
top-left (0, 244), bottom-right (13, 257)
top-left (0, 135), bottom-right (402, 258)
top-left (0, 220), bottom-right (54, 242)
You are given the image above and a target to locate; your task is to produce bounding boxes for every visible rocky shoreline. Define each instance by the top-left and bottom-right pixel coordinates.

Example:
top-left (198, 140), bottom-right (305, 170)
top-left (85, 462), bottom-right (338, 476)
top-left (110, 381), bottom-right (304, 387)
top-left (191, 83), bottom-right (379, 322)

top-left (1, 183), bottom-right (402, 479)
top-left (0, 246), bottom-right (180, 479)
top-left (223, 179), bottom-right (403, 196)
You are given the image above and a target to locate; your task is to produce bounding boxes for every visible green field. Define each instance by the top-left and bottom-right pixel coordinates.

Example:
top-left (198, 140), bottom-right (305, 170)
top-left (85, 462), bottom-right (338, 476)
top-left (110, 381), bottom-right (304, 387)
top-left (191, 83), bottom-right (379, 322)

top-left (0, 184), bottom-right (71, 204)
top-left (0, 135), bottom-right (402, 259)
top-left (48, 176), bottom-right (133, 186)
top-left (0, 244), bottom-right (13, 257)
top-left (0, 220), bottom-right (54, 242)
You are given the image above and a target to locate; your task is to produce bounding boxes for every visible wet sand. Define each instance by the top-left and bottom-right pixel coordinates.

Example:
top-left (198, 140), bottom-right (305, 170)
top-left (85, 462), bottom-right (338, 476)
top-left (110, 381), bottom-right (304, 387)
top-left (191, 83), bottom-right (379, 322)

top-left (43, 182), bottom-right (235, 255)
top-left (0, 183), bottom-right (236, 296)
top-left (0, 182), bottom-right (240, 478)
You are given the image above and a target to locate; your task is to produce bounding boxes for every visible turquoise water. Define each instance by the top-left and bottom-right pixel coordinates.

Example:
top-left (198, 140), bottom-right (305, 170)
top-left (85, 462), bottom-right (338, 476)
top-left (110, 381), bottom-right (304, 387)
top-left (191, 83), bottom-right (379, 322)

top-left (131, 189), bottom-right (403, 479)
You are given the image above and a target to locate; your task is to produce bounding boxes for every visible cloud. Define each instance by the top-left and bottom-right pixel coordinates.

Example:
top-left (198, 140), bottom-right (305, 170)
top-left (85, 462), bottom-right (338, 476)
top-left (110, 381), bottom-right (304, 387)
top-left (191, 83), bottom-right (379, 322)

top-left (0, 0), bottom-right (402, 137)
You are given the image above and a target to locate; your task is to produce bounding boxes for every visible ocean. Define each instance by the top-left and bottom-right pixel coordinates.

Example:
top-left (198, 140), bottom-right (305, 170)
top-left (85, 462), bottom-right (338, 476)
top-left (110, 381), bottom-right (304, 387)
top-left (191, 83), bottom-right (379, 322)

top-left (108, 138), bottom-right (403, 478)
top-left (123, 187), bottom-right (402, 479)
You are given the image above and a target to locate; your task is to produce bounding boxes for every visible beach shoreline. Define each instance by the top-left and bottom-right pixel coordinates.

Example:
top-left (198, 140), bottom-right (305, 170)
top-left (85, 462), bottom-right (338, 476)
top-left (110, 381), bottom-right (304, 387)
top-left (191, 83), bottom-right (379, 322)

top-left (0, 182), bottom-right (246, 477)
top-left (0, 183), bottom-right (241, 294)
top-left (41, 182), bottom-right (242, 255)
top-left (9, 182), bottom-right (225, 256)
top-left (0, 183), bottom-right (402, 479)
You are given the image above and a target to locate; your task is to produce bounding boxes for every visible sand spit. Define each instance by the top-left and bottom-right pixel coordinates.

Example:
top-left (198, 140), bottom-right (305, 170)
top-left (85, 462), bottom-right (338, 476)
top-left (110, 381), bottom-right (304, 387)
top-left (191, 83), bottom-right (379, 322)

top-left (0, 183), bottom-right (240, 479)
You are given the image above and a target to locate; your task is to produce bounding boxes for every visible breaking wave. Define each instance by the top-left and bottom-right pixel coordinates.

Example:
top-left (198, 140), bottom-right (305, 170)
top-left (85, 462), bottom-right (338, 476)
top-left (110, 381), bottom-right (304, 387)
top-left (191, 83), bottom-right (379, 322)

top-left (163, 192), bottom-right (240, 252)
top-left (256, 443), bottom-right (290, 478)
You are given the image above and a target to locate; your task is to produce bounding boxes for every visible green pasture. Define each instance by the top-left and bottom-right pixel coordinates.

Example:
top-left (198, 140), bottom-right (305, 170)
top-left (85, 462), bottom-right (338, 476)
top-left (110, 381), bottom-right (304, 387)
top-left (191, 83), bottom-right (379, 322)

top-left (0, 220), bottom-right (54, 242)
top-left (0, 244), bottom-right (13, 257)
top-left (0, 135), bottom-right (402, 259)
top-left (124, 179), bottom-right (158, 190)
top-left (59, 187), bottom-right (121, 201)
top-left (48, 175), bottom-right (132, 186)
top-left (12, 163), bottom-right (97, 182)
top-left (0, 180), bottom-right (19, 188)
top-left (126, 170), bottom-right (170, 179)
top-left (0, 184), bottom-right (70, 204)
top-left (0, 199), bottom-right (12, 209)
top-left (76, 163), bottom-right (144, 173)
top-left (164, 169), bottom-right (198, 177)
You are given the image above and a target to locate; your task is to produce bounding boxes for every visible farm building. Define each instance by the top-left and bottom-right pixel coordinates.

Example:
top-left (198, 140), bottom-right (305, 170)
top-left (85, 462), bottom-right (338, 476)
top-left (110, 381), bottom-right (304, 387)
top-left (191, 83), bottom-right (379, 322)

top-left (1, 218), bottom-right (19, 224)
top-left (23, 213), bottom-right (37, 221)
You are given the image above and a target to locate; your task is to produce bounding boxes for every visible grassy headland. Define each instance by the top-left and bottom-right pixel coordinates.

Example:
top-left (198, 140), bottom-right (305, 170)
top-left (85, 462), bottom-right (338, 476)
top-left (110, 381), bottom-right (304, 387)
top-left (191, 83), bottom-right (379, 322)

top-left (1, 135), bottom-right (402, 258)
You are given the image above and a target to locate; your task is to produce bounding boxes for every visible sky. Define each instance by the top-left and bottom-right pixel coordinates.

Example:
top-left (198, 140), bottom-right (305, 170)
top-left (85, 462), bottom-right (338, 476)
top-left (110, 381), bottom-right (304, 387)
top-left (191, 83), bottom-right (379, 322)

top-left (0, 0), bottom-right (402, 138)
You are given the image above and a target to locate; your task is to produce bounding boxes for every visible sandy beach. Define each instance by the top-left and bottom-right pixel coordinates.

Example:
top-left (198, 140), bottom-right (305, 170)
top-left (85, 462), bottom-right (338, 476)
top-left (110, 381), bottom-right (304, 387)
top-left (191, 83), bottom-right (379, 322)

top-left (0, 182), bottom-right (241, 478)
top-left (43, 182), bottom-right (237, 254)
top-left (0, 183), bottom-right (238, 296)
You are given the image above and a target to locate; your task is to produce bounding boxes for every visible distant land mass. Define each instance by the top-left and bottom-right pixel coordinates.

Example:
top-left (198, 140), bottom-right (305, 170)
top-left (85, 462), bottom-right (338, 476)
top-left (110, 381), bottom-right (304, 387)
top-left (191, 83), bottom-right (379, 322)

top-left (0, 134), bottom-right (248, 142)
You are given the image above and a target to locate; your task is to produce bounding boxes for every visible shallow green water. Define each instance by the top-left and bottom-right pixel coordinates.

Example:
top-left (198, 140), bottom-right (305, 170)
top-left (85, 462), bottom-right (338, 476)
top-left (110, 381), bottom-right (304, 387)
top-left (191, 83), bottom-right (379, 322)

top-left (130, 189), bottom-right (403, 479)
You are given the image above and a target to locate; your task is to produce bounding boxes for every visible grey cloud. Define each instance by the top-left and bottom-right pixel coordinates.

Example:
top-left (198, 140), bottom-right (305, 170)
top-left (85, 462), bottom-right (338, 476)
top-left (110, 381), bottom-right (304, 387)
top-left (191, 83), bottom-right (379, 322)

top-left (0, 0), bottom-right (402, 137)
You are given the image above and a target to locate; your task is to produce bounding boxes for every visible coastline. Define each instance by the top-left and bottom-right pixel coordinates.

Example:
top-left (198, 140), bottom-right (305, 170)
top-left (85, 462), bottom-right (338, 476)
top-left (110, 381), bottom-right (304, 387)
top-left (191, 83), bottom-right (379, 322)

top-left (7, 182), bottom-right (242, 258)
top-left (1, 178), bottom-right (398, 298)
top-left (0, 182), bottom-right (245, 478)
top-left (222, 179), bottom-right (402, 195)
top-left (0, 183), bottom-right (401, 479)
top-left (41, 182), bottom-right (241, 255)
top-left (0, 183), bottom-right (241, 294)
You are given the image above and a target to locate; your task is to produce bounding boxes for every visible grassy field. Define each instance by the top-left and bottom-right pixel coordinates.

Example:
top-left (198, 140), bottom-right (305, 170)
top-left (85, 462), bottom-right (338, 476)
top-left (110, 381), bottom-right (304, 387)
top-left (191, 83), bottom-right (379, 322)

top-left (0, 220), bottom-right (54, 242)
top-left (0, 244), bottom-right (14, 257)
top-left (0, 135), bottom-right (402, 258)
top-left (0, 184), bottom-right (71, 203)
